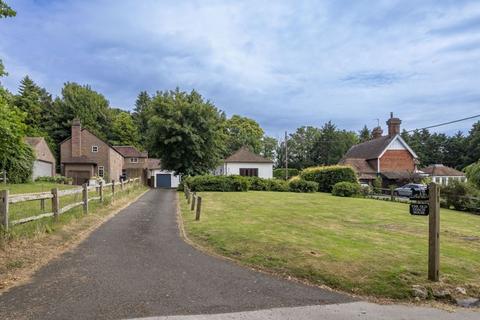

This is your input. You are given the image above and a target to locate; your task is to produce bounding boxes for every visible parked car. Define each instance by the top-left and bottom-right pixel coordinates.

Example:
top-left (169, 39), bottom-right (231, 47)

top-left (394, 183), bottom-right (427, 197)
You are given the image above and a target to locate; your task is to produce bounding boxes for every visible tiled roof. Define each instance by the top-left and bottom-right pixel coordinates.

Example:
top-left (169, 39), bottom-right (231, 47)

top-left (343, 136), bottom-right (394, 160)
top-left (24, 137), bottom-right (43, 147)
top-left (339, 158), bottom-right (377, 180)
top-left (113, 146), bottom-right (148, 158)
top-left (225, 147), bottom-right (273, 163)
top-left (421, 164), bottom-right (465, 177)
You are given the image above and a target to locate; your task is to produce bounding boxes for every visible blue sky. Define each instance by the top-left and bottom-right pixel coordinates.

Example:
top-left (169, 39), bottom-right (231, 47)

top-left (1, 0), bottom-right (480, 139)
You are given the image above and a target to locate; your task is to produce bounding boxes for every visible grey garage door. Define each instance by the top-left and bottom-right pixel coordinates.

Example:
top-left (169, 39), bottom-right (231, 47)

top-left (156, 174), bottom-right (172, 188)
top-left (33, 160), bottom-right (52, 179)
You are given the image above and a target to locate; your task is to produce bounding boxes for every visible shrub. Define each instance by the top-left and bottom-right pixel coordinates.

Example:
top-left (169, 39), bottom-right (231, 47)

top-left (35, 175), bottom-right (73, 184)
top-left (373, 176), bottom-right (383, 193)
top-left (288, 178), bottom-right (318, 193)
top-left (248, 176), bottom-right (270, 191)
top-left (441, 180), bottom-right (479, 212)
top-left (268, 179), bottom-right (289, 192)
top-left (300, 165), bottom-right (357, 192)
top-left (185, 175), bottom-right (250, 192)
top-left (359, 184), bottom-right (372, 196)
top-left (273, 168), bottom-right (299, 180)
top-left (332, 182), bottom-right (361, 197)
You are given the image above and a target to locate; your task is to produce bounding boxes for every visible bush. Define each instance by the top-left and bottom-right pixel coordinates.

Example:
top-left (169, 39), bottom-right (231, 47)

top-left (359, 184), bottom-right (372, 196)
top-left (247, 176), bottom-right (270, 191)
top-left (300, 165), bottom-right (357, 192)
top-left (185, 175), bottom-right (250, 192)
top-left (273, 168), bottom-right (299, 180)
top-left (268, 179), bottom-right (289, 192)
top-left (332, 182), bottom-right (361, 197)
top-left (35, 175), bottom-right (73, 184)
top-left (288, 178), bottom-right (318, 193)
top-left (441, 181), bottom-right (479, 212)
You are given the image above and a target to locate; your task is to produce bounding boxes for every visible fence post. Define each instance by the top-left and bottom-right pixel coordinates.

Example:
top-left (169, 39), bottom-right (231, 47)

top-left (2, 171), bottom-right (6, 185)
top-left (111, 180), bottom-right (115, 203)
top-left (195, 196), bottom-right (202, 221)
top-left (428, 182), bottom-right (440, 282)
top-left (1, 190), bottom-right (9, 232)
top-left (82, 183), bottom-right (89, 214)
top-left (191, 193), bottom-right (196, 211)
top-left (390, 186), bottom-right (395, 201)
top-left (187, 190), bottom-right (191, 204)
top-left (51, 188), bottom-right (59, 218)
top-left (40, 199), bottom-right (45, 212)
top-left (99, 181), bottom-right (104, 203)
top-left (121, 180), bottom-right (124, 191)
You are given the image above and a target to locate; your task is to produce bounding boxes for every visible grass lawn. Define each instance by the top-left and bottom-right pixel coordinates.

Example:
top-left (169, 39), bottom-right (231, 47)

top-left (1, 182), bottom-right (76, 195)
top-left (180, 191), bottom-right (480, 300)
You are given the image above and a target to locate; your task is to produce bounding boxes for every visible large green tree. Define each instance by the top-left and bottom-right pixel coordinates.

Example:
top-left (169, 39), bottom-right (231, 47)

top-left (132, 91), bottom-right (152, 144)
top-left (359, 125), bottom-right (371, 143)
top-left (0, 0), bottom-right (15, 77)
top-left (260, 136), bottom-right (277, 160)
top-left (277, 126), bottom-right (321, 169)
top-left (466, 121), bottom-right (480, 166)
top-left (311, 121), bottom-right (358, 165)
top-left (147, 89), bottom-right (226, 175)
top-left (224, 115), bottom-right (264, 155)
top-left (109, 110), bottom-right (141, 147)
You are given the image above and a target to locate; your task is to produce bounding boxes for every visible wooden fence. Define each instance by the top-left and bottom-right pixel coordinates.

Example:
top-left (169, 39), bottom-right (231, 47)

top-left (184, 187), bottom-right (202, 221)
top-left (0, 178), bottom-right (140, 231)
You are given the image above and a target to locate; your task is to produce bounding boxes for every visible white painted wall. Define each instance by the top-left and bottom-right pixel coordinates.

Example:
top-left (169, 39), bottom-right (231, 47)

top-left (33, 160), bottom-right (54, 179)
top-left (150, 169), bottom-right (181, 188)
top-left (215, 162), bottom-right (273, 179)
top-left (431, 175), bottom-right (466, 186)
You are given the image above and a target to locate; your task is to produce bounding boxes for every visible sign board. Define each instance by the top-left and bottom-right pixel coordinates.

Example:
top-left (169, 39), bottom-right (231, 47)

top-left (410, 203), bottom-right (429, 216)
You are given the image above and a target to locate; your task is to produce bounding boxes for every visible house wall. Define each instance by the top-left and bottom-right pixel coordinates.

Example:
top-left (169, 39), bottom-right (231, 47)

top-left (432, 175), bottom-right (466, 185)
top-left (123, 157), bottom-right (148, 169)
top-left (379, 150), bottom-right (415, 172)
top-left (108, 147), bottom-right (124, 182)
top-left (220, 162), bottom-right (273, 179)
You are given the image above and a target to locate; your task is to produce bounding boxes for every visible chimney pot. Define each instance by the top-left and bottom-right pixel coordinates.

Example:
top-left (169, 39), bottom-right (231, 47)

top-left (386, 114), bottom-right (401, 137)
top-left (372, 126), bottom-right (383, 139)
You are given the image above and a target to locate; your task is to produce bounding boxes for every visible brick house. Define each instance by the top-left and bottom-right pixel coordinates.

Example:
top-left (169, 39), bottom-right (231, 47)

top-left (339, 113), bottom-right (419, 186)
top-left (60, 119), bottom-right (124, 185)
top-left (24, 137), bottom-right (56, 179)
top-left (113, 146), bottom-right (148, 180)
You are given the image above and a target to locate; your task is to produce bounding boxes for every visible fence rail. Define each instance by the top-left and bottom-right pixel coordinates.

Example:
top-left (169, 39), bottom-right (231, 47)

top-left (0, 178), bottom-right (140, 231)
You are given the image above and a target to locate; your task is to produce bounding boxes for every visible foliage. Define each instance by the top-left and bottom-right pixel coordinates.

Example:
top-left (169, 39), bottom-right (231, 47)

top-left (276, 126), bottom-right (320, 169)
top-left (35, 175), bottom-right (73, 184)
top-left (441, 180), bottom-right (480, 212)
top-left (260, 136), bottom-right (277, 160)
top-left (267, 179), bottom-right (289, 192)
top-left (332, 181), bottom-right (361, 197)
top-left (247, 176), bottom-right (270, 191)
top-left (132, 91), bottom-right (152, 144)
top-left (225, 115), bottom-right (264, 155)
top-left (184, 175), bottom-right (249, 192)
top-left (300, 165), bottom-right (357, 192)
top-left (288, 178), bottom-right (318, 193)
top-left (0, 101), bottom-right (35, 183)
top-left (359, 125), bottom-right (371, 143)
top-left (273, 168), bottom-right (299, 180)
top-left (0, 0), bottom-right (15, 18)
top-left (373, 176), bottom-right (383, 192)
top-left (310, 121), bottom-right (358, 166)
top-left (147, 89), bottom-right (226, 176)
top-left (465, 161), bottom-right (480, 189)
top-left (108, 110), bottom-right (141, 147)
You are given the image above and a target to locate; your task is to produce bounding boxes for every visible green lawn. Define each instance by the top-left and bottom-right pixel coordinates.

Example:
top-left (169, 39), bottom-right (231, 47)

top-left (180, 191), bottom-right (480, 299)
top-left (1, 182), bottom-right (75, 195)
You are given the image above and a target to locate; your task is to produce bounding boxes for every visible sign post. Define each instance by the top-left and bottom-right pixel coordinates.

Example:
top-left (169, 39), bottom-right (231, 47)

top-left (428, 182), bottom-right (440, 281)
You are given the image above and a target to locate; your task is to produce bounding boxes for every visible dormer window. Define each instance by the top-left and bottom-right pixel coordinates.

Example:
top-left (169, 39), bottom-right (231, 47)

top-left (130, 157), bottom-right (138, 163)
top-left (92, 146), bottom-right (99, 153)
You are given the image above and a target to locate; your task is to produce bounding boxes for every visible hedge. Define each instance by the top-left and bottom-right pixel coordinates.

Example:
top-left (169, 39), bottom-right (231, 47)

top-left (273, 168), bottom-right (299, 180)
top-left (35, 175), bottom-right (73, 184)
top-left (288, 178), bottom-right (318, 193)
top-left (300, 165), bottom-right (357, 192)
top-left (185, 175), bottom-right (250, 192)
top-left (332, 181), bottom-right (361, 197)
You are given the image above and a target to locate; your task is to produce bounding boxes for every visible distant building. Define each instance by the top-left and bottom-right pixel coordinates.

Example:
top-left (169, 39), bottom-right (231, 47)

top-left (339, 113), bottom-right (419, 185)
top-left (113, 146), bottom-right (148, 180)
top-left (214, 147), bottom-right (273, 179)
top-left (146, 158), bottom-right (181, 188)
top-left (24, 137), bottom-right (56, 179)
top-left (421, 164), bottom-right (466, 185)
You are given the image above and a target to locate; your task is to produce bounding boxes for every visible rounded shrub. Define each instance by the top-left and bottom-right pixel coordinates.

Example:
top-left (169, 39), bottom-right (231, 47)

top-left (332, 181), bottom-right (361, 197)
top-left (268, 179), bottom-right (289, 192)
top-left (248, 176), bottom-right (270, 191)
top-left (288, 178), bottom-right (318, 193)
top-left (300, 165), bottom-right (357, 192)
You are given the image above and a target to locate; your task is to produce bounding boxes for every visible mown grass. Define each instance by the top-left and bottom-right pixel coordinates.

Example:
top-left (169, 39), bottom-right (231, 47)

top-left (180, 191), bottom-right (480, 299)
top-left (1, 182), bottom-right (75, 195)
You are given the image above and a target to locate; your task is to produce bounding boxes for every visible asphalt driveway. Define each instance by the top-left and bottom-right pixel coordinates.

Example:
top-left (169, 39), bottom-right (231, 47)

top-left (0, 189), bottom-right (351, 319)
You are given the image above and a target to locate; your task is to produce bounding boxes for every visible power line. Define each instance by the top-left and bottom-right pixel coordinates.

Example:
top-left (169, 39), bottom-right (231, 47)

top-left (406, 114), bottom-right (480, 133)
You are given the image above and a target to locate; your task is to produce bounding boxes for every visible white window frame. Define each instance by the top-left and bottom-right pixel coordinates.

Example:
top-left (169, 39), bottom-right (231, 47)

top-left (92, 145), bottom-right (99, 153)
top-left (98, 166), bottom-right (104, 178)
top-left (130, 157), bottom-right (138, 163)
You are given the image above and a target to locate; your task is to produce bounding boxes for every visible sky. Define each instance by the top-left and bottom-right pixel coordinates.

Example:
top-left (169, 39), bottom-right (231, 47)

top-left (1, 0), bottom-right (480, 139)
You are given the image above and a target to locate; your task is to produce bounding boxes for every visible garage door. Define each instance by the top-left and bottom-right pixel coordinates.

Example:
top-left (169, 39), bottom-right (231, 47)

top-left (156, 174), bottom-right (172, 188)
top-left (33, 160), bottom-right (52, 179)
top-left (67, 171), bottom-right (91, 185)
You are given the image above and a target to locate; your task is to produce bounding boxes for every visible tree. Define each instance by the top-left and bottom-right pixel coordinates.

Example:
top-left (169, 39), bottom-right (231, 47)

top-left (465, 161), bottom-right (480, 189)
top-left (132, 91), bottom-right (152, 143)
top-left (311, 121), bottom-right (358, 165)
top-left (147, 89), bottom-right (226, 175)
top-left (466, 121), bottom-right (480, 166)
top-left (109, 111), bottom-right (141, 147)
top-left (359, 125), bottom-right (370, 143)
top-left (224, 115), bottom-right (264, 155)
top-left (260, 136), bottom-right (277, 159)
top-left (278, 126), bottom-right (320, 169)
top-left (0, 99), bottom-right (34, 183)
top-left (443, 132), bottom-right (468, 169)
top-left (0, 0), bottom-right (16, 78)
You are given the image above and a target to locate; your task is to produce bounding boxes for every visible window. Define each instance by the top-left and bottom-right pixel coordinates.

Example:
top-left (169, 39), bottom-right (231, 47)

top-left (130, 157), bottom-right (138, 163)
top-left (98, 166), bottom-right (104, 177)
top-left (239, 168), bottom-right (258, 177)
top-left (92, 145), bottom-right (99, 153)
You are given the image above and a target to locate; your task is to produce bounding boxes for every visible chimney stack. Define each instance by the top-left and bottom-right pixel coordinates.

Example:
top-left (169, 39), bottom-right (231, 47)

top-left (71, 118), bottom-right (82, 158)
top-left (371, 126), bottom-right (383, 139)
top-left (386, 112), bottom-right (401, 137)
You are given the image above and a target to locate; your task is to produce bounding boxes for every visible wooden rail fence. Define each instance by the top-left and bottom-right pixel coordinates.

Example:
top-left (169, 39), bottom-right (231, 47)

top-left (0, 178), bottom-right (140, 231)
top-left (184, 187), bottom-right (202, 221)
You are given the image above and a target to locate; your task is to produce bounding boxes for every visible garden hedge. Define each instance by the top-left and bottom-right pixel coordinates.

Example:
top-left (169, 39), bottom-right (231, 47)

top-left (184, 175), bottom-right (250, 192)
top-left (273, 168), bottom-right (299, 180)
top-left (300, 165), bottom-right (357, 192)
top-left (288, 178), bottom-right (318, 193)
top-left (332, 181), bottom-right (361, 197)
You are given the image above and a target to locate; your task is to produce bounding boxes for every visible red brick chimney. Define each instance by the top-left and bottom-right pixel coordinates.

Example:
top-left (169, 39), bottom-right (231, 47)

top-left (71, 118), bottom-right (82, 158)
top-left (386, 112), bottom-right (401, 137)
top-left (371, 126), bottom-right (383, 139)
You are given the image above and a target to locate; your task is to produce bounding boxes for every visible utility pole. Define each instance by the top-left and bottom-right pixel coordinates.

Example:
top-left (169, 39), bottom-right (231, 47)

top-left (285, 131), bottom-right (288, 180)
